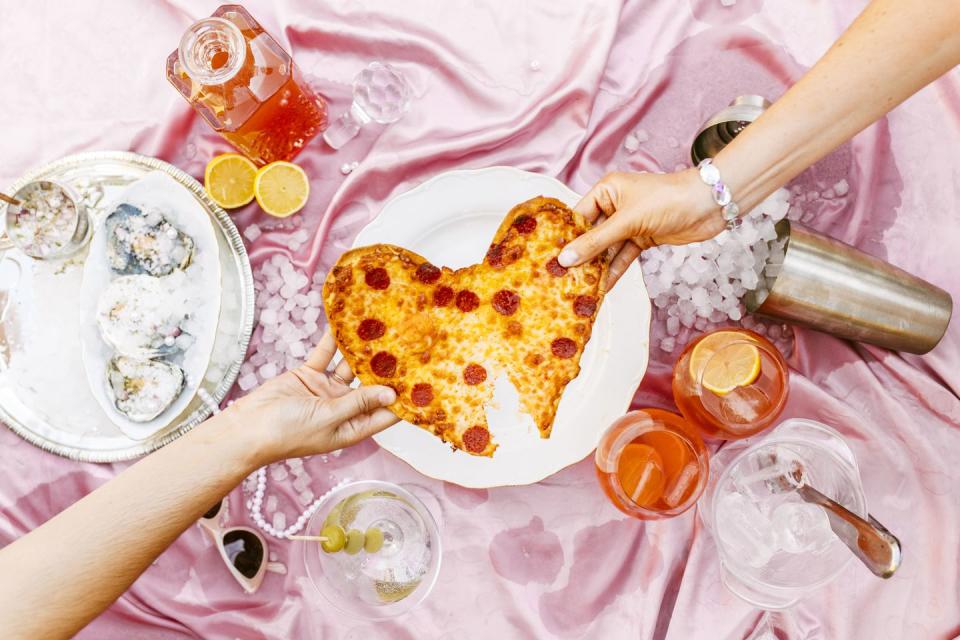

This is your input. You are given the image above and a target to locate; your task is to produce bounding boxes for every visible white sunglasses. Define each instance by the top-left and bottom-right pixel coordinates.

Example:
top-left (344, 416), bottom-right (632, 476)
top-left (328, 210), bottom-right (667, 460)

top-left (199, 498), bottom-right (284, 593)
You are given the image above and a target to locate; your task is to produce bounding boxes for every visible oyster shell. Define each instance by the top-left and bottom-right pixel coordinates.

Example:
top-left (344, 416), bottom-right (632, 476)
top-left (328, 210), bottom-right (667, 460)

top-left (106, 355), bottom-right (185, 422)
top-left (96, 274), bottom-right (194, 359)
top-left (105, 203), bottom-right (195, 276)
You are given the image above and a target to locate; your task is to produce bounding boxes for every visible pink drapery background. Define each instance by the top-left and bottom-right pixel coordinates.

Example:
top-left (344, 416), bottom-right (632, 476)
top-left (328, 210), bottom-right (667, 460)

top-left (1, 0), bottom-right (959, 638)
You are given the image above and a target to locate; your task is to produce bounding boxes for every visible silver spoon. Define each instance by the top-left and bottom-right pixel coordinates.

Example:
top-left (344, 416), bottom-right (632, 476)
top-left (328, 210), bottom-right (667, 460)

top-left (764, 457), bottom-right (901, 578)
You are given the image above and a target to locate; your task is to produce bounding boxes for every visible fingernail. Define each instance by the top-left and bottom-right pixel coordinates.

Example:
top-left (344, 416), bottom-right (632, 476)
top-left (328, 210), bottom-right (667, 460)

top-left (558, 247), bottom-right (578, 267)
top-left (379, 389), bottom-right (397, 404)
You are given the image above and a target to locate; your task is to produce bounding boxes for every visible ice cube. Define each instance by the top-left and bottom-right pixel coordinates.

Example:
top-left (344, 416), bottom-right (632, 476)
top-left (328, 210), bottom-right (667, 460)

top-left (272, 512), bottom-right (287, 531)
top-left (243, 224), bottom-right (262, 243)
top-left (298, 489), bottom-right (316, 506)
top-left (265, 277), bottom-right (282, 294)
top-left (265, 494), bottom-right (278, 514)
top-left (238, 373), bottom-right (259, 391)
top-left (293, 476), bottom-right (310, 492)
top-left (666, 316), bottom-right (680, 336)
top-left (715, 492), bottom-right (778, 568)
top-left (660, 337), bottom-right (676, 352)
top-left (303, 307), bottom-right (321, 324)
top-left (289, 341), bottom-right (307, 358)
top-left (624, 133), bottom-right (640, 152)
top-left (307, 290), bottom-right (322, 306)
top-left (260, 308), bottom-right (278, 326)
top-left (772, 502), bottom-right (834, 554)
top-left (832, 179), bottom-right (849, 197)
top-left (270, 465), bottom-right (289, 482)
top-left (258, 363), bottom-right (279, 380)
top-left (280, 284), bottom-right (296, 299)
top-left (634, 128), bottom-right (650, 143)
top-left (691, 287), bottom-right (709, 307)
top-left (728, 307), bottom-right (743, 321)
top-left (663, 462), bottom-right (699, 507)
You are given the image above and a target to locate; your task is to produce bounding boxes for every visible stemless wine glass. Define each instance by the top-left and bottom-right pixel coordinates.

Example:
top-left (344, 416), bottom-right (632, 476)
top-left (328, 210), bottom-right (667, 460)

top-left (323, 62), bottom-right (412, 149)
top-left (673, 328), bottom-right (789, 440)
top-left (2, 180), bottom-right (90, 259)
top-left (595, 409), bottom-right (710, 520)
top-left (302, 480), bottom-right (441, 619)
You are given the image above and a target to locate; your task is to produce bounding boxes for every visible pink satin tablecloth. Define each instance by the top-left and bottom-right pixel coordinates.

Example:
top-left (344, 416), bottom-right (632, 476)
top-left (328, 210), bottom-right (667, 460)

top-left (1, 1), bottom-right (959, 638)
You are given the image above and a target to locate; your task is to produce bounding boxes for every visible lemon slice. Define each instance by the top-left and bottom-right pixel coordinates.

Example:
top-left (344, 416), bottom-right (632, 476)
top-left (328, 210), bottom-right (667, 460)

top-left (690, 331), bottom-right (762, 396)
top-left (203, 153), bottom-right (257, 209)
top-left (254, 161), bottom-right (310, 217)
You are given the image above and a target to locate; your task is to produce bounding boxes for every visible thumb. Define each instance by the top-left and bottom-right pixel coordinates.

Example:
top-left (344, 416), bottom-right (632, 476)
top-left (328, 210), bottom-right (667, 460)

top-left (558, 214), bottom-right (633, 268)
top-left (325, 385), bottom-right (397, 425)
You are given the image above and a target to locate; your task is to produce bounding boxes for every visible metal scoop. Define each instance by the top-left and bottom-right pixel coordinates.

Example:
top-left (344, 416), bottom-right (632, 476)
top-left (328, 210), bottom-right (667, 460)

top-left (763, 455), bottom-right (901, 578)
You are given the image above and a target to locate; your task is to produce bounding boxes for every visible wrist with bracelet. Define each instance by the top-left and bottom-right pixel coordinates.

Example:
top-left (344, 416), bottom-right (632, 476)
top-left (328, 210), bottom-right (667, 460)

top-left (696, 159), bottom-right (742, 230)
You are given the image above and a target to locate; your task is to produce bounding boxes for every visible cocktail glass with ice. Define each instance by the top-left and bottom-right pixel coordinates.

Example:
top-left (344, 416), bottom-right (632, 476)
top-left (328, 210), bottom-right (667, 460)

top-left (700, 419), bottom-right (868, 609)
top-left (595, 409), bottom-right (710, 520)
top-left (673, 328), bottom-right (789, 440)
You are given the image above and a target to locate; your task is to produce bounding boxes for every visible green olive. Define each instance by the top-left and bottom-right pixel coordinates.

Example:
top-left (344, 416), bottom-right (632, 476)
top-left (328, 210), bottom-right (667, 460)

top-left (345, 528), bottom-right (365, 555)
top-left (364, 527), bottom-right (384, 553)
top-left (319, 525), bottom-right (345, 553)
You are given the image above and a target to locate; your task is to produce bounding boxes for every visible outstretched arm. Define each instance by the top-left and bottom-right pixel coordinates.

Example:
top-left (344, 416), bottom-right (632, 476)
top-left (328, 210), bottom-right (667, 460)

top-left (0, 332), bottom-right (397, 640)
top-left (560, 0), bottom-right (960, 286)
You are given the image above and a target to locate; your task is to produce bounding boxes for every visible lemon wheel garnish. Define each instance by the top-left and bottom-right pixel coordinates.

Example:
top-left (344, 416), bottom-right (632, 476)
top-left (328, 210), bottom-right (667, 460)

top-left (690, 331), bottom-right (762, 396)
top-left (254, 161), bottom-right (310, 217)
top-left (203, 153), bottom-right (257, 209)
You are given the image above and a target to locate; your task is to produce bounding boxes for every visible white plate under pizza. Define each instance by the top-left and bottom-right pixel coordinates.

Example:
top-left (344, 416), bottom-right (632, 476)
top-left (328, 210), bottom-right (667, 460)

top-left (349, 167), bottom-right (650, 488)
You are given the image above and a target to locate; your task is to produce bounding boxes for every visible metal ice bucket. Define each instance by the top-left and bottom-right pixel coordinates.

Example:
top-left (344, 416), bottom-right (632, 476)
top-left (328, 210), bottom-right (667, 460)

top-left (744, 221), bottom-right (952, 354)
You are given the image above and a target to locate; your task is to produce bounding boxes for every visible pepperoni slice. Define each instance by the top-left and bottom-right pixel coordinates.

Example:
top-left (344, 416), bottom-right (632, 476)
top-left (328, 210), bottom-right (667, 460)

top-left (486, 243), bottom-right (504, 268)
top-left (357, 318), bottom-right (386, 341)
top-left (546, 257), bottom-right (567, 277)
top-left (463, 426), bottom-right (491, 454)
top-left (370, 351), bottom-right (397, 377)
top-left (411, 383), bottom-right (433, 406)
top-left (492, 289), bottom-right (520, 316)
top-left (573, 295), bottom-right (598, 317)
top-left (551, 337), bottom-right (577, 359)
top-left (416, 263), bottom-right (441, 284)
top-left (364, 267), bottom-right (390, 290)
top-left (456, 290), bottom-right (480, 312)
top-left (433, 286), bottom-right (454, 307)
top-left (463, 363), bottom-right (487, 385)
top-left (512, 215), bottom-right (537, 234)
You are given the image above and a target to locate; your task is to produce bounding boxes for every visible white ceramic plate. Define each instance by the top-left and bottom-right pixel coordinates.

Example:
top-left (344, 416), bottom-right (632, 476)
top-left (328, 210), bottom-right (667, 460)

top-left (364, 167), bottom-right (650, 488)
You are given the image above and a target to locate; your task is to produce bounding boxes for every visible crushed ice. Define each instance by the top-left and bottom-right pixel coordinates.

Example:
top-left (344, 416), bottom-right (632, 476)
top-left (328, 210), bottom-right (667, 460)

top-left (640, 187), bottom-right (796, 356)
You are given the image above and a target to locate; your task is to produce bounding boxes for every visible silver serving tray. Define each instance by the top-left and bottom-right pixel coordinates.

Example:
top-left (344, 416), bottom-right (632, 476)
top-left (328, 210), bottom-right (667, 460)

top-left (0, 151), bottom-right (254, 462)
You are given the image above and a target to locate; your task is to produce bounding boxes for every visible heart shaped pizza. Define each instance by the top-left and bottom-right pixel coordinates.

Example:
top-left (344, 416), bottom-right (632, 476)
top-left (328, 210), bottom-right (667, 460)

top-left (323, 196), bottom-right (607, 456)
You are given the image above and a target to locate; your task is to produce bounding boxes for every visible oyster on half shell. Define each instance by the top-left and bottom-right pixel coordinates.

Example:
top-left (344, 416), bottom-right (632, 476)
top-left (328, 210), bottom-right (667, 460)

top-left (106, 355), bottom-right (185, 422)
top-left (105, 203), bottom-right (195, 276)
top-left (96, 274), bottom-right (194, 359)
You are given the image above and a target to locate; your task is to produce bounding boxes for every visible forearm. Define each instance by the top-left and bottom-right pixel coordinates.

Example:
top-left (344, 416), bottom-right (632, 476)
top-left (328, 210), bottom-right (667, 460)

top-left (716, 0), bottom-right (960, 211)
top-left (0, 408), bottom-right (261, 639)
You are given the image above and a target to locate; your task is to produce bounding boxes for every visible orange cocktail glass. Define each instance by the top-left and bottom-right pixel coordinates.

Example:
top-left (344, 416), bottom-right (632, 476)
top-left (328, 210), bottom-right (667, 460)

top-left (595, 409), bottom-right (709, 520)
top-left (672, 328), bottom-right (788, 441)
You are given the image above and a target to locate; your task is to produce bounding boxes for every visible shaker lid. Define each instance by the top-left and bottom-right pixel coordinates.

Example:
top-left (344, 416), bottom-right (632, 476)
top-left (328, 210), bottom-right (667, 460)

top-left (690, 95), bottom-right (771, 165)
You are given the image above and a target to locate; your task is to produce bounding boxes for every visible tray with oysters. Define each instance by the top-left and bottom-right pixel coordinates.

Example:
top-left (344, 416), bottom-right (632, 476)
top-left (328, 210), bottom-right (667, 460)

top-left (0, 152), bottom-right (254, 461)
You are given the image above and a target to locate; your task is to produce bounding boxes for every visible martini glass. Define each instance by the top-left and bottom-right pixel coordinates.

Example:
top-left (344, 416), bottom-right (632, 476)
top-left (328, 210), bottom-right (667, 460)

top-left (302, 480), bottom-right (441, 619)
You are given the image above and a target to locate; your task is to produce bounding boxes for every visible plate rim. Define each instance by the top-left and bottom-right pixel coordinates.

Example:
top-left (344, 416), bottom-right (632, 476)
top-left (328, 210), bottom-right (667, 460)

top-left (0, 150), bottom-right (255, 462)
top-left (366, 166), bottom-right (651, 487)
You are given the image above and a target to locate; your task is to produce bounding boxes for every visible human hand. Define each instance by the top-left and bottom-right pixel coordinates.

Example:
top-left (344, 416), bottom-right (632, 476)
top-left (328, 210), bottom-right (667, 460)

top-left (557, 170), bottom-right (722, 289)
top-left (228, 330), bottom-right (398, 464)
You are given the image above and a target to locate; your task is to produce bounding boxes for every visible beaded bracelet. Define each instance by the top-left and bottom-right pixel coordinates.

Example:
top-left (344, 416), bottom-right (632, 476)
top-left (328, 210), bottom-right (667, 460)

top-left (697, 158), bottom-right (741, 230)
